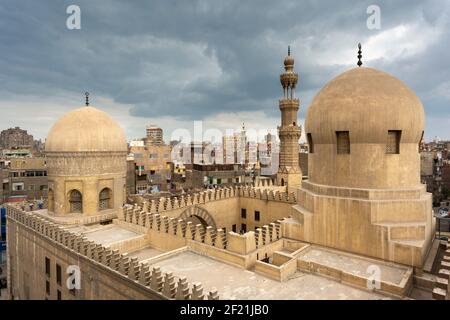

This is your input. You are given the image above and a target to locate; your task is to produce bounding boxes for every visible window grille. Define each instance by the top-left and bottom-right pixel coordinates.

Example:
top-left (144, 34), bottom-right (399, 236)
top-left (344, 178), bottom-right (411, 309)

top-left (69, 190), bottom-right (82, 213)
top-left (386, 130), bottom-right (401, 154)
top-left (336, 131), bottom-right (350, 154)
top-left (99, 188), bottom-right (111, 210)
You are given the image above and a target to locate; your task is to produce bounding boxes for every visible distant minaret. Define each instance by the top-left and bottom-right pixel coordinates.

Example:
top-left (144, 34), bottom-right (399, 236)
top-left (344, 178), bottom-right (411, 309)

top-left (277, 46), bottom-right (302, 191)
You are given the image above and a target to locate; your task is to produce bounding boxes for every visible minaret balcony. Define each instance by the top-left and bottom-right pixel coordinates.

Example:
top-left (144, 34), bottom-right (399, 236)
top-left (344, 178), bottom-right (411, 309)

top-left (280, 73), bottom-right (298, 86)
top-left (277, 125), bottom-right (301, 136)
top-left (279, 99), bottom-right (300, 109)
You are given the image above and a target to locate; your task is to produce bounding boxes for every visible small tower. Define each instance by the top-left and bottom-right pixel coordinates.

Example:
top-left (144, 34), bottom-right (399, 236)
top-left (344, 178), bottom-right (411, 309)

top-left (277, 46), bottom-right (302, 191)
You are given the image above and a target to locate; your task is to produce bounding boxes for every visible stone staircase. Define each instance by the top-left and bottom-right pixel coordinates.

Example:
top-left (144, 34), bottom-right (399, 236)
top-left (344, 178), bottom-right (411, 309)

top-left (432, 240), bottom-right (450, 300)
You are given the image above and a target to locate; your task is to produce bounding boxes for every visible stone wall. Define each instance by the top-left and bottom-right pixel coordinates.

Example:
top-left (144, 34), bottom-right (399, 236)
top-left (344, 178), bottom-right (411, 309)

top-left (6, 205), bottom-right (219, 300)
top-left (127, 183), bottom-right (296, 234)
top-left (119, 200), bottom-right (287, 270)
top-left (287, 181), bottom-right (434, 268)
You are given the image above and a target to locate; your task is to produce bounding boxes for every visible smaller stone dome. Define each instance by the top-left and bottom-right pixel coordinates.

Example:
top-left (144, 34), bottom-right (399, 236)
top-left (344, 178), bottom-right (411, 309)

top-left (284, 55), bottom-right (294, 68)
top-left (45, 106), bottom-right (127, 153)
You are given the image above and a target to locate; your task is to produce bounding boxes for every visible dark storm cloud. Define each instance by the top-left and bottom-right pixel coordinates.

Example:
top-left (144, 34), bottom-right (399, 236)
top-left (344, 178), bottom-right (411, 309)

top-left (0, 0), bottom-right (449, 139)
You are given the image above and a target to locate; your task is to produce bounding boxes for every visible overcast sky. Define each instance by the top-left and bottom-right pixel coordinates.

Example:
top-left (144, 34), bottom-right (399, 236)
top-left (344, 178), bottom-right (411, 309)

top-left (1, 0), bottom-right (449, 143)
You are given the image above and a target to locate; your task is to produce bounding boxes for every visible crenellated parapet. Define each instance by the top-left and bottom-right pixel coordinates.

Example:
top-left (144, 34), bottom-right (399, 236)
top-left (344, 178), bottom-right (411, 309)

top-left (238, 186), bottom-right (296, 203)
top-left (121, 204), bottom-right (284, 254)
top-left (6, 205), bottom-right (219, 300)
top-left (129, 183), bottom-right (295, 218)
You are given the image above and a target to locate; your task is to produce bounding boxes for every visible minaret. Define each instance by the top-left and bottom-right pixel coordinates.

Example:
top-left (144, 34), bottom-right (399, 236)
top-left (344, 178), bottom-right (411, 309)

top-left (277, 46), bottom-right (302, 191)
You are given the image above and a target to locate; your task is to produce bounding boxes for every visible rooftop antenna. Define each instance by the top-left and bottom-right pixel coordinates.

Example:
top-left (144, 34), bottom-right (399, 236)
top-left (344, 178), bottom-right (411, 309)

top-left (85, 92), bottom-right (90, 106)
top-left (357, 43), bottom-right (363, 67)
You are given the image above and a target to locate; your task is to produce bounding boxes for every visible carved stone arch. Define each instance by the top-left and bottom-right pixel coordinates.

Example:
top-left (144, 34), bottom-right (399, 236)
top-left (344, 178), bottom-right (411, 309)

top-left (179, 206), bottom-right (217, 230)
top-left (68, 189), bottom-right (83, 213)
top-left (99, 187), bottom-right (113, 210)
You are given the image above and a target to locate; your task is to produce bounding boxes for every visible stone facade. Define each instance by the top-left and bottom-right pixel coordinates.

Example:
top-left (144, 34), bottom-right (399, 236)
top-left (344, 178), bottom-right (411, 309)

top-left (6, 206), bottom-right (218, 300)
top-left (290, 67), bottom-right (434, 269)
top-left (45, 106), bottom-right (128, 216)
top-left (46, 151), bottom-right (127, 215)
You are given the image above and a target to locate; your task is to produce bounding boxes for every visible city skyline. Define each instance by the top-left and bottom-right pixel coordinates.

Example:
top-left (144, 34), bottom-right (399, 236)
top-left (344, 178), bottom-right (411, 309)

top-left (1, 1), bottom-right (450, 142)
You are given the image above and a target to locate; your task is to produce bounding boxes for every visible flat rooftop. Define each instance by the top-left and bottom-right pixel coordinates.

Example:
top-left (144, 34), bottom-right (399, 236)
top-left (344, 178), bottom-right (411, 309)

top-left (298, 247), bottom-right (410, 285)
top-left (76, 225), bottom-right (141, 246)
top-left (125, 246), bottom-right (163, 262)
top-left (146, 251), bottom-right (392, 300)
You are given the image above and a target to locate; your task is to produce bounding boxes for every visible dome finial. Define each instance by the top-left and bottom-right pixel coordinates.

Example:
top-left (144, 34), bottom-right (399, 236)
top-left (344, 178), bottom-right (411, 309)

top-left (288, 45), bottom-right (291, 56)
top-left (85, 92), bottom-right (89, 106)
top-left (357, 43), bottom-right (363, 67)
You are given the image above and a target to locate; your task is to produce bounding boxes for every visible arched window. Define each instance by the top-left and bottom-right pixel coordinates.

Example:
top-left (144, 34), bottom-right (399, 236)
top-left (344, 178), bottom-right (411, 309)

top-left (48, 188), bottom-right (54, 212)
top-left (99, 188), bottom-right (112, 210)
top-left (69, 190), bottom-right (82, 213)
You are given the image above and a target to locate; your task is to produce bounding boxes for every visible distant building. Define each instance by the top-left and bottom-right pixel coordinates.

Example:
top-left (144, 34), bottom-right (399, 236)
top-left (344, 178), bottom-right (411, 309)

top-left (222, 124), bottom-right (247, 165)
top-left (126, 157), bottom-right (136, 197)
top-left (420, 140), bottom-right (450, 204)
top-left (129, 139), bottom-right (145, 147)
top-left (8, 158), bottom-right (48, 201)
top-left (185, 163), bottom-right (246, 189)
top-left (1, 148), bottom-right (31, 158)
top-left (0, 127), bottom-right (34, 150)
top-left (441, 164), bottom-right (450, 192)
top-left (0, 158), bottom-right (47, 203)
top-left (129, 126), bottom-right (171, 193)
top-left (0, 206), bottom-right (5, 291)
top-left (421, 151), bottom-right (435, 193)
top-left (145, 125), bottom-right (164, 146)
top-left (258, 133), bottom-right (277, 177)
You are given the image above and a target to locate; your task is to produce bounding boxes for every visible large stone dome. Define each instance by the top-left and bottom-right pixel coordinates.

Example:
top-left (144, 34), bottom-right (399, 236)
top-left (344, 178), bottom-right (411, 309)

top-left (304, 67), bottom-right (425, 189)
top-left (305, 67), bottom-right (424, 144)
top-left (45, 106), bottom-right (127, 152)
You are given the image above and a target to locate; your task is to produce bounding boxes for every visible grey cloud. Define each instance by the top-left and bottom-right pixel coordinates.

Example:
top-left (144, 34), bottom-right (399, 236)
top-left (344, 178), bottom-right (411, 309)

top-left (0, 0), bottom-right (449, 140)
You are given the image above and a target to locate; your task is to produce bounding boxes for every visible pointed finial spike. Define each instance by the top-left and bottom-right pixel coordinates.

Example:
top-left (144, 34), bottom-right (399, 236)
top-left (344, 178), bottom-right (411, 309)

top-left (288, 45), bottom-right (291, 56)
top-left (357, 43), bottom-right (363, 67)
top-left (85, 92), bottom-right (90, 106)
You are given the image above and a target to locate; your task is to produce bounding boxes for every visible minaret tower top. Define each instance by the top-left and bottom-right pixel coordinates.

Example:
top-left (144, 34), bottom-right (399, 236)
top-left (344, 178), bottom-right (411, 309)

top-left (277, 46), bottom-right (302, 191)
top-left (283, 45), bottom-right (295, 72)
top-left (280, 46), bottom-right (299, 100)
